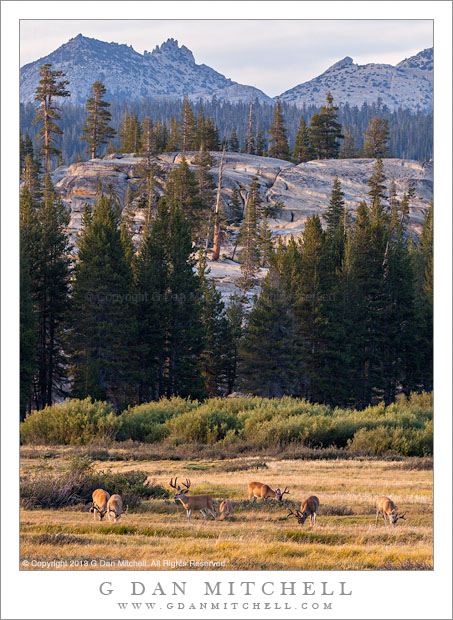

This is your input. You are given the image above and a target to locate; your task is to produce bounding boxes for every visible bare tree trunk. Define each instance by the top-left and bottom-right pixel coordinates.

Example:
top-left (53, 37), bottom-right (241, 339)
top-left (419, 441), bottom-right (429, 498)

top-left (211, 147), bottom-right (226, 261)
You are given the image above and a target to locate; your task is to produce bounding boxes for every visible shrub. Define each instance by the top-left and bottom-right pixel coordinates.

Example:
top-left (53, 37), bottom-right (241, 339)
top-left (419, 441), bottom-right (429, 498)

top-left (118, 398), bottom-right (196, 442)
top-left (165, 405), bottom-right (240, 444)
top-left (348, 420), bottom-right (433, 457)
top-left (20, 466), bottom-right (168, 510)
top-left (20, 398), bottom-right (121, 445)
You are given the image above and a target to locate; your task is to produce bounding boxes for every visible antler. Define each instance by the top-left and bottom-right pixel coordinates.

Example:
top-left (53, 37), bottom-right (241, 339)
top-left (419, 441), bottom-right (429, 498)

top-left (182, 478), bottom-right (191, 490)
top-left (282, 486), bottom-right (290, 496)
top-left (286, 508), bottom-right (302, 519)
top-left (169, 477), bottom-right (178, 490)
top-left (399, 511), bottom-right (407, 520)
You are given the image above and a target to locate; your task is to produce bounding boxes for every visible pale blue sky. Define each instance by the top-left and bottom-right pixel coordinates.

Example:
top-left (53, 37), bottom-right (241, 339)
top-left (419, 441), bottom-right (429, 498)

top-left (20, 19), bottom-right (433, 96)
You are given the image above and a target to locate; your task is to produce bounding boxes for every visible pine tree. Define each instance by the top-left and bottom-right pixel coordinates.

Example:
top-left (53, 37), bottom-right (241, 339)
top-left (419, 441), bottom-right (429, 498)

top-left (81, 81), bottom-right (115, 159)
top-left (346, 201), bottom-right (389, 406)
top-left (258, 216), bottom-right (274, 267)
top-left (268, 98), bottom-right (290, 160)
top-left (141, 117), bottom-right (156, 165)
top-left (205, 115), bottom-right (220, 150)
top-left (225, 294), bottom-right (244, 393)
top-left (309, 92), bottom-right (343, 159)
top-left (33, 64), bottom-right (70, 172)
top-left (166, 203), bottom-right (206, 398)
top-left (237, 192), bottom-right (260, 296)
top-left (134, 199), bottom-right (170, 401)
top-left (293, 215), bottom-right (331, 401)
top-left (227, 186), bottom-right (243, 225)
top-left (198, 250), bottom-right (234, 396)
top-left (167, 116), bottom-right (181, 151)
top-left (323, 176), bottom-right (346, 234)
top-left (192, 147), bottom-right (216, 244)
top-left (364, 117), bottom-right (390, 158)
top-left (323, 177), bottom-right (346, 270)
top-left (340, 126), bottom-right (357, 158)
top-left (20, 131), bottom-right (35, 175)
top-left (255, 128), bottom-right (267, 157)
top-left (239, 266), bottom-right (301, 397)
top-left (33, 175), bottom-right (72, 408)
top-left (69, 192), bottom-right (135, 407)
top-left (119, 111), bottom-right (142, 153)
top-left (292, 115), bottom-right (315, 163)
top-left (20, 186), bottom-right (39, 418)
top-left (23, 154), bottom-right (42, 203)
top-left (164, 156), bottom-right (204, 239)
top-left (181, 95), bottom-right (197, 151)
top-left (367, 157), bottom-right (387, 219)
top-left (412, 201), bottom-right (433, 391)
top-left (229, 128), bottom-right (240, 152)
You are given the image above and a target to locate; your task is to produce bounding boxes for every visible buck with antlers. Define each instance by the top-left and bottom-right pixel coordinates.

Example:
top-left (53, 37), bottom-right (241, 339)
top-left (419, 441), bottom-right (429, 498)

top-left (248, 481), bottom-right (290, 503)
top-left (376, 496), bottom-right (407, 526)
top-left (107, 494), bottom-right (128, 522)
top-left (286, 496), bottom-right (320, 526)
top-left (170, 478), bottom-right (217, 524)
top-left (90, 489), bottom-right (110, 521)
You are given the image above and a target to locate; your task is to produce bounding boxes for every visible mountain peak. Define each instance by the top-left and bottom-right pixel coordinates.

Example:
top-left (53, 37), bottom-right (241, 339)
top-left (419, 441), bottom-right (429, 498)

top-left (149, 37), bottom-right (195, 63)
top-left (328, 56), bottom-right (354, 71)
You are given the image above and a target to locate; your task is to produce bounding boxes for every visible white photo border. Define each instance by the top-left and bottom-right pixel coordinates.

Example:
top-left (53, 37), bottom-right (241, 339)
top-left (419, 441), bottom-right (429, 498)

top-left (2, 2), bottom-right (451, 619)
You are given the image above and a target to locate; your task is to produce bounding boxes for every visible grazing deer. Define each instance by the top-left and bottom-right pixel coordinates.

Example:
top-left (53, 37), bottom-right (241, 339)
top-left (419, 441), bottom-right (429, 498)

top-left (286, 496), bottom-right (320, 526)
top-left (90, 489), bottom-right (110, 521)
top-left (219, 499), bottom-right (233, 520)
top-left (248, 481), bottom-right (290, 503)
top-left (107, 494), bottom-right (128, 522)
top-left (376, 496), bottom-right (407, 526)
top-left (170, 478), bottom-right (217, 524)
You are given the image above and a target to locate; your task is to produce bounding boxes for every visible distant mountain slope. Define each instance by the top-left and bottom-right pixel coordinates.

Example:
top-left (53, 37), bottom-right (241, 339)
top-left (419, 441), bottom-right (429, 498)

top-left (278, 48), bottom-right (433, 112)
top-left (20, 34), bottom-right (271, 105)
top-left (396, 47), bottom-right (433, 80)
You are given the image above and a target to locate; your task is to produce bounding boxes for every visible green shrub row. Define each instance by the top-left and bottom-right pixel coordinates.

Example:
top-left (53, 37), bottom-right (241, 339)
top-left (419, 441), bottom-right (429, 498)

top-left (20, 393), bottom-right (433, 456)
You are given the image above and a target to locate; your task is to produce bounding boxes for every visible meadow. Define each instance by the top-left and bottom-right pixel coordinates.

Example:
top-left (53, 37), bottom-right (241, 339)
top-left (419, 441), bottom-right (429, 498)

top-left (20, 451), bottom-right (433, 571)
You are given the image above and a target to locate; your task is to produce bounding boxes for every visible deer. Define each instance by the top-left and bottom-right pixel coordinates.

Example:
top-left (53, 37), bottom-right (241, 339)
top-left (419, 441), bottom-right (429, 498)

top-left (286, 496), bottom-right (320, 526)
top-left (376, 496), bottom-right (407, 526)
top-left (107, 494), bottom-right (128, 522)
top-left (90, 489), bottom-right (110, 521)
top-left (219, 499), bottom-right (233, 520)
top-left (248, 481), bottom-right (290, 503)
top-left (170, 477), bottom-right (217, 524)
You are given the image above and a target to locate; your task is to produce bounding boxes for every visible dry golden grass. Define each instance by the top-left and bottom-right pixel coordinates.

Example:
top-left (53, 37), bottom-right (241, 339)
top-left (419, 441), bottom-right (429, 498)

top-left (20, 456), bottom-right (432, 571)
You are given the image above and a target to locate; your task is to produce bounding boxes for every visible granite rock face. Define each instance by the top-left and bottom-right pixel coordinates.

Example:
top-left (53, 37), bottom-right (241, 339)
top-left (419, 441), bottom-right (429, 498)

top-left (52, 152), bottom-right (433, 301)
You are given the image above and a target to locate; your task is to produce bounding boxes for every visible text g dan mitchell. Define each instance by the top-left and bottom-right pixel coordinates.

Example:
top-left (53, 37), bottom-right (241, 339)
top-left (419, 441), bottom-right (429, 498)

top-left (99, 580), bottom-right (351, 610)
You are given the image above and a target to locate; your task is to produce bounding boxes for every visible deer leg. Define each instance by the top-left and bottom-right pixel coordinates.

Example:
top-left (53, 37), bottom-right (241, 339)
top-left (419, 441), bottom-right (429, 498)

top-left (187, 509), bottom-right (193, 524)
top-left (375, 511), bottom-right (380, 526)
top-left (200, 509), bottom-right (208, 524)
top-left (208, 509), bottom-right (217, 520)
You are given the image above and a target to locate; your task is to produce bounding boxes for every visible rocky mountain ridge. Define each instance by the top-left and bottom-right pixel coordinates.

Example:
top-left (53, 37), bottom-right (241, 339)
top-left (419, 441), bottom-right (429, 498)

top-left (20, 35), bottom-right (432, 112)
top-left (278, 48), bottom-right (433, 112)
top-left (20, 34), bottom-right (271, 105)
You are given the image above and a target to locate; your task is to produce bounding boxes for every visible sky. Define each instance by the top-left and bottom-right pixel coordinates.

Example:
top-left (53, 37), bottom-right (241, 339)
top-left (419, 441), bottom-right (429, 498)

top-left (20, 19), bottom-right (433, 96)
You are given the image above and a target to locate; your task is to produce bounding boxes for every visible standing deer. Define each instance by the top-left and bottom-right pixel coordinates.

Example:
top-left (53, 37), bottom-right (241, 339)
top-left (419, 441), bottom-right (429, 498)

top-left (219, 499), bottom-right (233, 520)
top-left (107, 494), bottom-right (128, 522)
top-left (170, 478), bottom-right (217, 524)
top-left (376, 496), bottom-right (407, 526)
top-left (286, 496), bottom-right (320, 526)
top-left (248, 481), bottom-right (290, 503)
top-left (90, 489), bottom-right (110, 521)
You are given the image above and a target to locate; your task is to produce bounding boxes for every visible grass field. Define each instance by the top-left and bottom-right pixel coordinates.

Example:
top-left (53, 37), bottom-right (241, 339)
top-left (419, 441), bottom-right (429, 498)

top-left (20, 453), bottom-right (433, 571)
